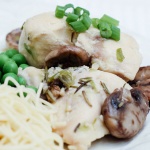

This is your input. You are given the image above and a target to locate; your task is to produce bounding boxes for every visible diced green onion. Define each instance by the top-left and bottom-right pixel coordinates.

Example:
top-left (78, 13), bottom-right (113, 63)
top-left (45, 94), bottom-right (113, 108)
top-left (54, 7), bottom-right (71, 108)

top-left (81, 13), bottom-right (91, 29)
top-left (99, 22), bottom-right (112, 38)
top-left (64, 3), bottom-right (74, 10)
top-left (110, 25), bottom-right (120, 41)
top-left (55, 6), bottom-right (65, 18)
top-left (69, 21), bottom-right (87, 32)
top-left (116, 48), bottom-right (125, 62)
top-left (24, 43), bottom-right (33, 58)
top-left (92, 18), bottom-right (99, 28)
top-left (74, 7), bottom-right (90, 16)
top-left (100, 14), bottom-right (119, 26)
top-left (66, 13), bottom-right (79, 23)
top-left (64, 3), bottom-right (74, 16)
top-left (54, 4), bottom-right (121, 41)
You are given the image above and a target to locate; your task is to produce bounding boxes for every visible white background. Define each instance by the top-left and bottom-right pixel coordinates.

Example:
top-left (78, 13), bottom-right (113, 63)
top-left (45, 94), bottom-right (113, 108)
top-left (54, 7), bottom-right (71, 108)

top-left (0, 0), bottom-right (150, 149)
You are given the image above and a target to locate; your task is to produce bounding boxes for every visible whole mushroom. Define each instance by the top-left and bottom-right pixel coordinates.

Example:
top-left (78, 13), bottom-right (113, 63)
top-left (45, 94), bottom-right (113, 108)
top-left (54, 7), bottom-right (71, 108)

top-left (102, 87), bottom-right (149, 138)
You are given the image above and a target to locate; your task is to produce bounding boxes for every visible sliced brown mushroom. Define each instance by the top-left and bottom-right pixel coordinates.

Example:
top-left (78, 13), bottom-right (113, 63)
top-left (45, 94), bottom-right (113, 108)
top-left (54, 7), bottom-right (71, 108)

top-left (136, 79), bottom-right (150, 100)
top-left (6, 28), bottom-right (21, 50)
top-left (134, 66), bottom-right (150, 81)
top-left (128, 66), bottom-right (150, 100)
top-left (45, 45), bottom-right (90, 68)
top-left (102, 87), bottom-right (149, 139)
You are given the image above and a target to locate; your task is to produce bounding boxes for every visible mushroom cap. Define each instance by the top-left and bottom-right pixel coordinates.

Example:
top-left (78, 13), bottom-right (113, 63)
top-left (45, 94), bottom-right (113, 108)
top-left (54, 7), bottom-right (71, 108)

top-left (102, 87), bottom-right (149, 138)
top-left (6, 28), bottom-right (21, 50)
top-left (45, 45), bottom-right (90, 68)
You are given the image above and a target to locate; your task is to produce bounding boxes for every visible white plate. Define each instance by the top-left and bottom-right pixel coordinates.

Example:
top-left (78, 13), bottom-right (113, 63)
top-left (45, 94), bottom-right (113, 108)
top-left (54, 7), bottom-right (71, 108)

top-left (0, 0), bottom-right (150, 149)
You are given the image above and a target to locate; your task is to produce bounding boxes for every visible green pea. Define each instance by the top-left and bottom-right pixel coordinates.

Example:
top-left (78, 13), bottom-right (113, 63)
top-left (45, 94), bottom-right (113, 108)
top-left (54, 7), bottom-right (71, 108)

top-left (0, 54), bottom-right (10, 69)
top-left (1, 73), bottom-right (18, 86)
top-left (5, 49), bottom-right (19, 58)
top-left (12, 54), bottom-right (27, 66)
top-left (26, 85), bottom-right (38, 93)
top-left (18, 76), bottom-right (27, 86)
top-left (19, 64), bottom-right (29, 70)
top-left (3, 60), bottom-right (18, 74)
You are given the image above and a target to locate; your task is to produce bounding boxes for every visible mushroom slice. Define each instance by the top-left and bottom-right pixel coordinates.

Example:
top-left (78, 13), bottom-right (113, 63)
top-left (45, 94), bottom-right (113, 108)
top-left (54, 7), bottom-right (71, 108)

top-left (136, 79), bottom-right (150, 100)
top-left (45, 45), bottom-right (90, 68)
top-left (102, 87), bottom-right (149, 139)
top-left (6, 28), bottom-right (21, 50)
top-left (134, 66), bottom-right (150, 81)
top-left (128, 66), bottom-right (150, 100)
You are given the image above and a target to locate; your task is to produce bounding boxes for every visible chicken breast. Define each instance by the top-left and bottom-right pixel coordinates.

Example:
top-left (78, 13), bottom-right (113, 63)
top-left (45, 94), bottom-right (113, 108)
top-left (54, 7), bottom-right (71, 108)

top-left (18, 65), bottom-right (132, 149)
top-left (48, 66), bottom-right (131, 150)
top-left (19, 11), bottom-right (142, 80)
top-left (19, 12), bottom-right (73, 68)
top-left (75, 27), bottom-right (142, 81)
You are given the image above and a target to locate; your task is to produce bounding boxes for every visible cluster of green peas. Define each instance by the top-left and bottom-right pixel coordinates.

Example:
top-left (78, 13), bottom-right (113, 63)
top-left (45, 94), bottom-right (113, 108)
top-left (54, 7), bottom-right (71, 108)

top-left (0, 48), bottom-right (37, 92)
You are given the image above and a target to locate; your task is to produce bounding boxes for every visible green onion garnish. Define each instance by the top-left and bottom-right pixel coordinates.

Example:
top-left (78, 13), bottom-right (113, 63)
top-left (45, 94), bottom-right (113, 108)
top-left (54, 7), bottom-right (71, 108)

top-left (64, 3), bottom-right (74, 10)
top-left (74, 7), bottom-right (90, 16)
top-left (110, 25), bottom-right (120, 41)
top-left (55, 6), bottom-right (65, 18)
top-left (24, 43), bottom-right (33, 58)
top-left (92, 18), bottom-right (99, 28)
top-left (81, 13), bottom-right (91, 29)
top-left (99, 22), bottom-right (112, 39)
top-left (66, 13), bottom-right (79, 23)
top-left (55, 4), bottom-right (121, 41)
top-left (116, 48), bottom-right (125, 62)
top-left (99, 14), bottom-right (119, 26)
top-left (69, 13), bottom-right (91, 32)
top-left (64, 3), bottom-right (74, 16)
top-left (69, 21), bottom-right (87, 32)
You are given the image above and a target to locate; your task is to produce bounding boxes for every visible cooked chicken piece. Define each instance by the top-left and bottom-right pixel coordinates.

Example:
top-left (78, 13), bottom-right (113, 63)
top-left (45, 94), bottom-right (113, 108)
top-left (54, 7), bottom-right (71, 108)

top-left (6, 28), bottom-right (21, 50)
top-left (18, 66), bottom-right (44, 88)
top-left (102, 87), bottom-right (149, 138)
top-left (19, 12), bottom-right (141, 81)
top-left (49, 66), bottom-right (131, 150)
top-left (19, 12), bottom-right (74, 68)
top-left (128, 66), bottom-right (150, 100)
top-left (75, 27), bottom-right (142, 81)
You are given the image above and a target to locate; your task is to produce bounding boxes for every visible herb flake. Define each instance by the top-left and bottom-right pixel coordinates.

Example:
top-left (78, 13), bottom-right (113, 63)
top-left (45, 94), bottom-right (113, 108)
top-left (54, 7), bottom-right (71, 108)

top-left (116, 48), bottom-right (125, 62)
top-left (100, 81), bottom-right (110, 95)
top-left (82, 90), bottom-right (92, 107)
top-left (24, 43), bottom-right (33, 58)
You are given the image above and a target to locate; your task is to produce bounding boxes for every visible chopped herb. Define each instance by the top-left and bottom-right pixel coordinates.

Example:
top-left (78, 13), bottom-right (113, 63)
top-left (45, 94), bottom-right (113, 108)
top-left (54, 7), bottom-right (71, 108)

top-left (92, 118), bottom-right (97, 125)
top-left (78, 122), bottom-right (91, 132)
top-left (59, 70), bottom-right (74, 88)
top-left (74, 123), bottom-right (80, 132)
top-left (47, 72), bottom-right (59, 83)
top-left (116, 48), bottom-right (125, 62)
top-left (79, 77), bottom-right (92, 82)
top-left (100, 81), bottom-right (110, 95)
top-left (118, 101), bottom-right (124, 107)
top-left (46, 90), bottom-right (56, 103)
top-left (21, 22), bottom-right (25, 30)
top-left (82, 90), bottom-right (92, 107)
top-left (24, 43), bottom-right (33, 58)
top-left (123, 83), bottom-right (127, 88)
top-left (48, 70), bottom-right (74, 88)
top-left (90, 80), bottom-right (98, 92)
top-left (70, 85), bottom-right (78, 88)
top-left (44, 66), bottom-right (48, 82)
top-left (74, 80), bottom-right (91, 94)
